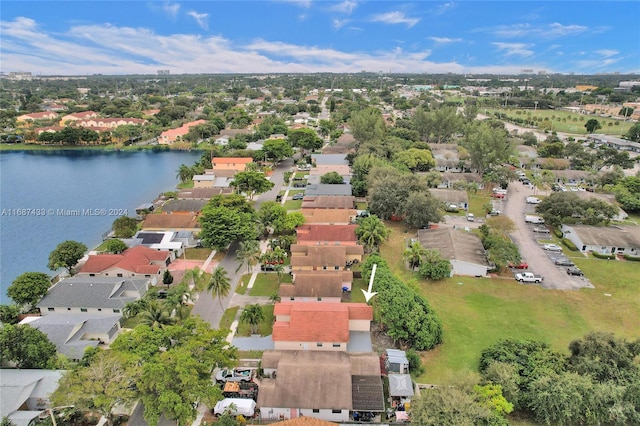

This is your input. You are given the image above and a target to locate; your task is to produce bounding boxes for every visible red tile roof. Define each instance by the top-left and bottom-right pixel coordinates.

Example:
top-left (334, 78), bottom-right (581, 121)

top-left (272, 302), bottom-right (372, 343)
top-left (80, 245), bottom-right (169, 275)
top-left (296, 225), bottom-right (358, 243)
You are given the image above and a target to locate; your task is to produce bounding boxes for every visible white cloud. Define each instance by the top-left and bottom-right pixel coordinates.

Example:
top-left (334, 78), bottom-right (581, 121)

top-left (596, 49), bottom-right (619, 58)
top-left (493, 42), bottom-right (535, 57)
top-left (482, 22), bottom-right (589, 39)
top-left (429, 36), bottom-right (462, 44)
top-left (333, 19), bottom-right (350, 30)
top-left (370, 11), bottom-right (420, 28)
top-left (278, 0), bottom-right (312, 8)
top-left (162, 2), bottom-right (180, 18)
top-left (330, 0), bottom-right (358, 14)
top-left (435, 2), bottom-right (456, 15)
top-left (187, 11), bottom-right (209, 30)
top-left (547, 23), bottom-right (588, 37)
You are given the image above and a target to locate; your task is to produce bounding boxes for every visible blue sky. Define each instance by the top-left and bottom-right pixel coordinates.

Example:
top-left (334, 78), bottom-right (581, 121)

top-left (1, 1), bottom-right (638, 75)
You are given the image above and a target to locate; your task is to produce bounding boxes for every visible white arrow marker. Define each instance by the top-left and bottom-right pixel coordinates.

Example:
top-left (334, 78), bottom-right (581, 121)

top-left (361, 263), bottom-right (378, 303)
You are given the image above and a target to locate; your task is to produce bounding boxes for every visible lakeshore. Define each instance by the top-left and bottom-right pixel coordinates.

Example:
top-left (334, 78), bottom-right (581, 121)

top-left (0, 149), bottom-right (202, 301)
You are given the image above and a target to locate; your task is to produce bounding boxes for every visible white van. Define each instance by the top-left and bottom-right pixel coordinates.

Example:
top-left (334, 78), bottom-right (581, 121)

top-left (214, 398), bottom-right (256, 417)
top-left (466, 213), bottom-right (475, 222)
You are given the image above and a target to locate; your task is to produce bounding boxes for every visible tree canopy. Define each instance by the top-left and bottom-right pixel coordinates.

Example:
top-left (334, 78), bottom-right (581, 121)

top-left (0, 323), bottom-right (57, 368)
top-left (112, 216), bottom-right (139, 238)
top-left (47, 240), bottom-right (88, 275)
top-left (230, 170), bottom-right (274, 200)
top-left (7, 271), bottom-right (51, 310)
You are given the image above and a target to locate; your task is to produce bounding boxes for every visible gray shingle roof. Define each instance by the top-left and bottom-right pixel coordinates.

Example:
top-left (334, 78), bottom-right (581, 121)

top-left (305, 184), bottom-right (352, 196)
top-left (37, 276), bottom-right (149, 310)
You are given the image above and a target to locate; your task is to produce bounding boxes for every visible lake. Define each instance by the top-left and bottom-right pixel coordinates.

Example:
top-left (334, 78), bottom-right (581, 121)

top-left (0, 149), bottom-right (202, 303)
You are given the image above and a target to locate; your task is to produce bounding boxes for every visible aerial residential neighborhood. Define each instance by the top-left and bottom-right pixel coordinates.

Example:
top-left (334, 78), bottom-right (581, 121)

top-left (2, 1), bottom-right (640, 422)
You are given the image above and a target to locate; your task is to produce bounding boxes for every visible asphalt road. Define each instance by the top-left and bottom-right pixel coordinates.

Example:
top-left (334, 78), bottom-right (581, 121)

top-left (190, 158), bottom-right (293, 329)
top-left (503, 181), bottom-right (592, 290)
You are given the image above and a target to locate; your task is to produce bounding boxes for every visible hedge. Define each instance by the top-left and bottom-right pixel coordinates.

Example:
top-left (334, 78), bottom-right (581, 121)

top-left (561, 238), bottom-right (578, 251)
top-left (592, 252), bottom-right (616, 260)
top-left (623, 254), bottom-right (640, 262)
top-left (553, 228), bottom-right (564, 238)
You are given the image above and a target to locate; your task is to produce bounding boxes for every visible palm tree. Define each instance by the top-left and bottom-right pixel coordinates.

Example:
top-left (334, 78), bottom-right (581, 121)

top-left (239, 304), bottom-right (265, 335)
top-left (176, 164), bottom-right (194, 183)
top-left (235, 240), bottom-right (261, 273)
top-left (355, 215), bottom-right (390, 253)
top-left (140, 301), bottom-right (175, 329)
top-left (122, 299), bottom-right (149, 319)
top-left (403, 241), bottom-right (427, 271)
top-left (273, 263), bottom-right (285, 283)
top-left (207, 266), bottom-right (231, 308)
top-left (269, 292), bottom-right (281, 304)
top-left (182, 267), bottom-right (204, 291)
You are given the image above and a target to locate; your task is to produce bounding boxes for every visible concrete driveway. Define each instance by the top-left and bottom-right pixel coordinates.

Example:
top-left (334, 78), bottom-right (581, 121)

top-left (503, 181), bottom-right (593, 290)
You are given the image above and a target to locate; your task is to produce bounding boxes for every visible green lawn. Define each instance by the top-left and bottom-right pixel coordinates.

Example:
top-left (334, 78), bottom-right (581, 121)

top-left (235, 275), bottom-right (250, 295)
top-left (220, 306), bottom-right (239, 331)
top-left (485, 107), bottom-right (633, 136)
top-left (176, 180), bottom-right (194, 189)
top-left (467, 192), bottom-right (491, 217)
top-left (350, 278), bottom-right (367, 303)
top-left (236, 304), bottom-right (275, 336)
top-left (249, 273), bottom-right (290, 296)
top-left (379, 221), bottom-right (640, 385)
top-left (355, 202), bottom-right (368, 210)
top-left (283, 200), bottom-right (302, 210)
top-left (184, 247), bottom-right (213, 260)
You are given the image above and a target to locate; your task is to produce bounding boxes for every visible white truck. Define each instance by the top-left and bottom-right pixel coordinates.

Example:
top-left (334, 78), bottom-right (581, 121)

top-left (515, 272), bottom-right (544, 283)
top-left (215, 368), bottom-right (254, 383)
top-left (525, 215), bottom-right (545, 224)
top-left (526, 196), bottom-right (541, 204)
top-left (213, 398), bottom-right (256, 417)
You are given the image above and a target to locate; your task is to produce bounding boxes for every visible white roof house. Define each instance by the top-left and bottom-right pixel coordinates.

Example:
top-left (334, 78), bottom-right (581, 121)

top-left (0, 370), bottom-right (65, 426)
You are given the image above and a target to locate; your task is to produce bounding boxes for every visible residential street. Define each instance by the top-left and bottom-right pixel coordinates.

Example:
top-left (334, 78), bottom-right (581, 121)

top-left (503, 181), bottom-right (593, 290)
top-left (190, 158), bottom-right (293, 329)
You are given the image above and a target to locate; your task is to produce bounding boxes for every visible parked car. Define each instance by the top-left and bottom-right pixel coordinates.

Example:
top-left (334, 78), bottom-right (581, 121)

top-left (509, 261), bottom-right (529, 269)
top-left (567, 267), bottom-right (584, 276)
top-left (532, 226), bottom-right (550, 233)
top-left (466, 213), bottom-right (475, 222)
top-left (515, 272), bottom-right (544, 283)
top-left (542, 244), bottom-right (563, 252)
top-left (215, 368), bottom-right (254, 383)
top-left (292, 193), bottom-right (304, 200)
top-left (491, 192), bottom-right (505, 199)
top-left (554, 257), bottom-right (574, 266)
top-left (488, 210), bottom-right (502, 216)
top-left (526, 196), bottom-right (541, 204)
top-left (293, 182), bottom-right (306, 188)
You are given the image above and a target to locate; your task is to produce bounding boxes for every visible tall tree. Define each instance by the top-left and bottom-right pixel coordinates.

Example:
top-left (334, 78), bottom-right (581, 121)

top-left (7, 271), bottom-right (51, 311)
top-left (349, 107), bottom-right (386, 144)
top-left (239, 304), bottom-right (265, 335)
top-left (462, 122), bottom-right (512, 176)
top-left (355, 215), bottom-right (390, 253)
top-left (0, 323), bottom-right (57, 368)
top-left (585, 118), bottom-right (602, 133)
top-left (102, 238), bottom-right (128, 254)
top-left (207, 266), bottom-right (231, 308)
top-left (261, 138), bottom-right (293, 163)
top-left (48, 240), bottom-right (88, 275)
top-left (287, 128), bottom-right (323, 155)
top-left (235, 240), bottom-right (261, 273)
top-left (199, 206), bottom-right (258, 250)
top-left (51, 351), bottom-right (141, 426)
top-left (402, 192), bottom-right (443, 229)
top-left (230, 170), bottom-right (274, 200)
top-left (403, 241), bottom-right (427, 270)
top-left (112, 216), bottom-right (139, 238)
top-left (140, 301), bottom-right (175, 329)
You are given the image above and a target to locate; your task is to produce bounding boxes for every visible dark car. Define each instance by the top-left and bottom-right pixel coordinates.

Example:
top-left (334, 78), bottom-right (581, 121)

top-left (567, 267), bottom-right (584, 276)
top-left (554, 258), bottom-right (575, 267)
top-left (293, 182), bottom-right (306, 188)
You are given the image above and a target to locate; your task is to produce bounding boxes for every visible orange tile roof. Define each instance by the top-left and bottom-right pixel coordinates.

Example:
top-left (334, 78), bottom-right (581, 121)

top-left (212, 157), bottom-right (254, 165)
top-left (272, 302), bottom-right (372, 343)
top-left (80, 245), bottom-right (169, 274)
top-left (295, 225), bottom-right (358, 243)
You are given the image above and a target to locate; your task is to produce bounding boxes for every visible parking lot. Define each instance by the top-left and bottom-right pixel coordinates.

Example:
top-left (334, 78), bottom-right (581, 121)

top-left (503, 182), bottom-right (594, 290)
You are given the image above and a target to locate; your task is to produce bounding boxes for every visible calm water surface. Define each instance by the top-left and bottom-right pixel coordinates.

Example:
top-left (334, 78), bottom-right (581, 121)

top-left (0, 149), bottom-right (201, 302)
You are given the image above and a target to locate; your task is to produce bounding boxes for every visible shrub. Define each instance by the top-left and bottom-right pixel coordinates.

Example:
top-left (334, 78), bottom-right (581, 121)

top-left (553, 228), bottom-right (564, 238)
top-left (592, 252), bottom-right (616, 260)
top-left (623, 254), bottom-right (640, 261)
top-left (561, 238), bottom-right (578, 251)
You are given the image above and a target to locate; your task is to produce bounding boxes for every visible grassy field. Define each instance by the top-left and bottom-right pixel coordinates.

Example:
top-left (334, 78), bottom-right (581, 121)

top-left (249, 272), bottom-right (290, 296)
top-left (184, 247), bottom-right (213, 260)
top-left (485, 107), bottom-right (633, 136)
top-left (236, 304), bottom-right (275, 336)
top-left (378, 221), bottom-right (640, 385)
top-left (283, 199), bottom-right (302, 210)
top-left (467, 191), bottom-right (491, 217)
top-left (220, 306), bottom-right (239, 331)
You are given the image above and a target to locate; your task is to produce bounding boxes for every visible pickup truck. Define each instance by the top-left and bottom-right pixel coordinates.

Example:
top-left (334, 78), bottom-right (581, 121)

top-left (515, 272), bottom-right (544, 283)
top-left (215, 368), bottom-right (254, 383)
top-left (532, 226), bottom-right (550, 233)
top-left (526, 196), bottom-right (541, 204)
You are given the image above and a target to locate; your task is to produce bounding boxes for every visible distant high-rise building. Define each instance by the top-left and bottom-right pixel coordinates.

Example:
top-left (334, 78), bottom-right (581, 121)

top-left (157, 70), bottom-right (170, 76)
